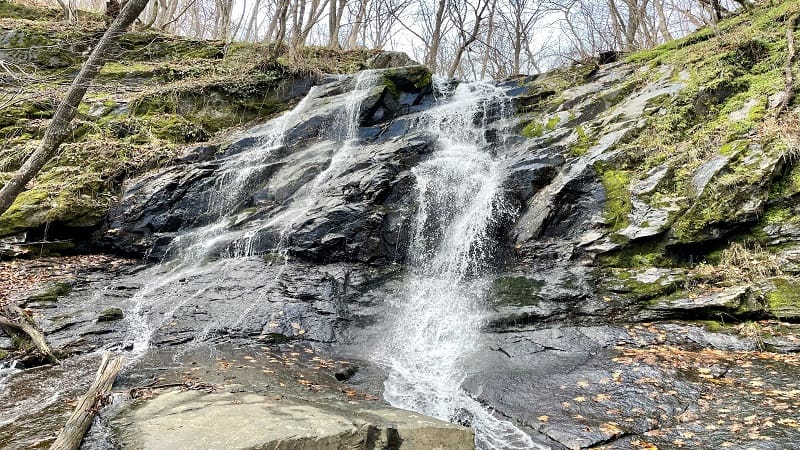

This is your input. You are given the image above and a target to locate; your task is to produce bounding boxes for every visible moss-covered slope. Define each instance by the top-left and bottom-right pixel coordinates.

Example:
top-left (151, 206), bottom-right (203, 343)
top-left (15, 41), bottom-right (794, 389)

top-left (0, 1), bottom-right (381, 242)
top-left (508, 0), bottom-right (800, 330)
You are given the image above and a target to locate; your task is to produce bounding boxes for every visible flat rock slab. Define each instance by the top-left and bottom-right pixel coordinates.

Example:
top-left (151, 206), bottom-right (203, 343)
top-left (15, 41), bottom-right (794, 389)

top-left (110, 389), bottom-right (473, 450)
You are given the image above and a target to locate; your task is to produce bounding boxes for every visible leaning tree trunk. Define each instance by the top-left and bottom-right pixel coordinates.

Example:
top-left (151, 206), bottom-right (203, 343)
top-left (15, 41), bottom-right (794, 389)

top-left (0, 0), bottom-right (149, 217)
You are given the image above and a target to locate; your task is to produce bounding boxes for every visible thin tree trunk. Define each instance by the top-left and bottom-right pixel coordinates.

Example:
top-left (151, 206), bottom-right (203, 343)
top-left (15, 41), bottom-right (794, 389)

top-left (427, 0), bottom-right (447, 72)
top-left (447, 0), bottom-right (490, 79)
top-left (244, 0), bottom-right (262, 41)
top-left (49, 353), bottom-right (124, 450)
top-left (297, 0), bottom-right (328, 46)
top-left (480, 0), bottom-right (496, 79)
top-left (346, 0), bottom-right (369, 49)
top-left (0, 0), bottom-right (149, 218)
top-left (264, 0), bottom-right (282, 41)
top-left (654, 0), bottom-right (673, 41)
top-left (328, 0), bottom-right (341, 48)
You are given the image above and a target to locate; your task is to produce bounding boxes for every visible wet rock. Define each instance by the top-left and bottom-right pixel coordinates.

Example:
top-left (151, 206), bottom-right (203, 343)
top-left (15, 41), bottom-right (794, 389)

top-left (97, 307), bottom-right (124, 322)
top-left (110, 389), bottom-right (474, 450)
top-left (691, 155), bottom-right (731, 197)
top-left (102, 70), bottom-right (435, 262)
top-left (635, 285), bottom-right (759, 321)
top-left (334, 363), bottom-right (359, 381)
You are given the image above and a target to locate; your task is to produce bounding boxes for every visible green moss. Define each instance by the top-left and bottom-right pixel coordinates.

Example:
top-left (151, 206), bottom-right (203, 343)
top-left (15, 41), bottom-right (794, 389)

top-left (382, 65), bottom-right (433, 92)
top-left (98, 62), bottom-right (156, 80)
top-left (626, 26), bottom-right (716, 64)
top-left (98, 307), bottom-right (124, 321)
top-left (521, 121), bottom-right (544, 138)
top-left (771, 163), bottom-right (800, 199)
top-left (766, 277), bottom-right (800, 319)
top-left (611, 269), bottom-right (683, 300)
top-left (491, 276), bottom-right (545, 306)
top-left (150, 114), bottom-right (210, 143)
top-left (696, 320), bottom-right (726, 332)
top-left (0, 349), bottom-right (8, 360)
top-left (0, 1), bottom-right (62, 20)
top-left (599, 239), bottom-right (671, 268)
top-left (599, 169), bottom-right (632, 232)
top-left (570, 125), bottom-right (592, 157)
top-left (27, 282), bottom-right (72, 302)
top-left (381, 78), bottom-right (401, 99)
top-left (0, 189), bottom-right (49, 235)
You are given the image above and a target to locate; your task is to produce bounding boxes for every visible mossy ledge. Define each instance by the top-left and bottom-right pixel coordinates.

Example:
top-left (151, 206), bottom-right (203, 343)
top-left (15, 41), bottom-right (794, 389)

top-left (0, 4), bottom-right (386, 243)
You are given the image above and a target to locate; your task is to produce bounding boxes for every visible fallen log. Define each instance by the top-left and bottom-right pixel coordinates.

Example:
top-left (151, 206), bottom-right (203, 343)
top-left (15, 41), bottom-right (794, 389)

top-left (0, 303), bottom-right (58, 364)
top-left (49, 352), bottom-right (125, 450)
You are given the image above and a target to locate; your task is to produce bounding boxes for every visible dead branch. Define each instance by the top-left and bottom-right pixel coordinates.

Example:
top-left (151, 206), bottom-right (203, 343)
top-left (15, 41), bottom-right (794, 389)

top-left (0, 303), bottom-right (58, 364)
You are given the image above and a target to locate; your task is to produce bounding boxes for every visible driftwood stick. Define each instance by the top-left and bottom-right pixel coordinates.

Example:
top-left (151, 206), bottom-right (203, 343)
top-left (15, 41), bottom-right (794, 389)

top-left (0, 303), bottom-right (58, 364)
top-left (49, 353), bottom-right (125, 450)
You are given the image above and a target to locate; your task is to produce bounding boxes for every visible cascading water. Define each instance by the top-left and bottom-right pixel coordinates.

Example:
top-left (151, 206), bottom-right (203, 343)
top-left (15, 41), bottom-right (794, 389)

top-left (123, 70), bottom-right (381, 357)
top-left (2, 68), bottom-right (547, 449)
top-left (375, 80), bottom-right (545, 450)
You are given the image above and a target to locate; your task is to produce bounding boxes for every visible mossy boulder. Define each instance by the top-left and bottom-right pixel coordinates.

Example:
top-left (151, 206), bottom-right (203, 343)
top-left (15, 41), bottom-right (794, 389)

top-left (381, 65), bottom-right (432, 93)
top-left (766, 277), bottom-right (800, 320)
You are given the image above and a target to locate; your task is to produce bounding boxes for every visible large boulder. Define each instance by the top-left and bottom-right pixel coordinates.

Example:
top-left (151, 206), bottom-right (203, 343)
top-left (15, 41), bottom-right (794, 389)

top-left (110, 389), bottom-right (474, 450)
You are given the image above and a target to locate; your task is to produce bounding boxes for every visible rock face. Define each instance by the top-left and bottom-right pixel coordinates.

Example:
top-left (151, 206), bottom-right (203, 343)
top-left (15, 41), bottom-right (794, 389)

top-left (104, 65), bottom-right (435, 263)
top-left (111, 390), bottom-right (473, 450)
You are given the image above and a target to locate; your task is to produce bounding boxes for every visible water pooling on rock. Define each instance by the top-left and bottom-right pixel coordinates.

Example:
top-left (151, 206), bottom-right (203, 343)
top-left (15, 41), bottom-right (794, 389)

top-left (374, 80), bottom-right (542, 449)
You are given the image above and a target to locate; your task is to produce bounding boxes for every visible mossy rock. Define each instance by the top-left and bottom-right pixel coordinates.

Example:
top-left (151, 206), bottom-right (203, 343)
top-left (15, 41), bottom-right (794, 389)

top-left (598, 168), bottom-right (632, 233)
top-left (381, 65), bottom-right (432, 93)
top-left (766, 277), bottom-right (800, 320)
top-left (25, 282), bottom-right (72, 303)
top-left (0, 189), bottom-right (50, 236)
top-left (98, 307), bottom-right (124, 322)
top-left (606, 268), bottom-right (685, 301)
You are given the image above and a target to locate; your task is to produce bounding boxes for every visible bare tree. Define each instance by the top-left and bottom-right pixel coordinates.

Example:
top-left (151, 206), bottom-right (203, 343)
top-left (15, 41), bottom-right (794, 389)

top-left (0, 0), bottom-right (150, 217)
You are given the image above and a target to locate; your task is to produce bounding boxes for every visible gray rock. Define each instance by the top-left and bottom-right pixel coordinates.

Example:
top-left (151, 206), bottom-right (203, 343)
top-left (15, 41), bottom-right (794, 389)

top-left (366, 51), bottom-right (419, 69)
top-left (636, 285), bottom-right (754, 320)
top-left (691, 155), bottom-right (731, 197)
top-left (110, 389), bottom-right (473, 450)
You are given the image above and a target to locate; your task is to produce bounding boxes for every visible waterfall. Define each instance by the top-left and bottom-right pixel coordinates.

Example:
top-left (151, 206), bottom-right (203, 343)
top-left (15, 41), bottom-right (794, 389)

top-left (375, 81), bottom-right (544, 450)
top-left (123, 71), bottom-right (380, 357)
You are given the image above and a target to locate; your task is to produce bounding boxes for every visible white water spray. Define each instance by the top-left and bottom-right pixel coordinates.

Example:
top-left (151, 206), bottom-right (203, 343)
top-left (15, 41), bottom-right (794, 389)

top-left (123, 71), bottom-right (381, 358)
top-left (375, 81), bottom-right (544, 450)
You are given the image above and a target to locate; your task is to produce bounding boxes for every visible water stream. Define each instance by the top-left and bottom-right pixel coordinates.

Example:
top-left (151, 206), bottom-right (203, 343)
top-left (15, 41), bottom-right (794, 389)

top-left (374, 80), bottom-right (542, 449)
